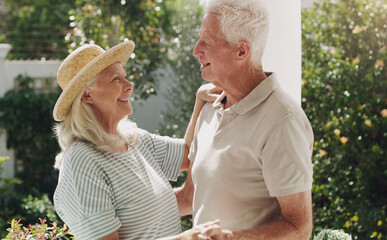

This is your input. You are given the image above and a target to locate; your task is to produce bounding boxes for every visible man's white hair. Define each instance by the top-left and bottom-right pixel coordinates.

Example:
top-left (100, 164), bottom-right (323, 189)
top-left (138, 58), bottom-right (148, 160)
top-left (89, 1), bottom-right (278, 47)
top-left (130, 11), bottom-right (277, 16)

top-left (53, 80), bottom-right (138, 169)
top-left (204, 0), bottom-right (269, 68)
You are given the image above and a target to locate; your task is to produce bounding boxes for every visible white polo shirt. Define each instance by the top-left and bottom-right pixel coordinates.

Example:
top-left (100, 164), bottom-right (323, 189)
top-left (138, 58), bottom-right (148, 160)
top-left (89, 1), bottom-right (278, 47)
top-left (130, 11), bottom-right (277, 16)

top-left (189, 73), bottom-right (314, 231)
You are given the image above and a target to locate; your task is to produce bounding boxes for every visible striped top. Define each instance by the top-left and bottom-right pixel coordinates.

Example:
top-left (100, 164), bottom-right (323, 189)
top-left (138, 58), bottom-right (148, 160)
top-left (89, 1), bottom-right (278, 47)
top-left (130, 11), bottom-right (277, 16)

top-left (54, 129), bottom-right (185, 240)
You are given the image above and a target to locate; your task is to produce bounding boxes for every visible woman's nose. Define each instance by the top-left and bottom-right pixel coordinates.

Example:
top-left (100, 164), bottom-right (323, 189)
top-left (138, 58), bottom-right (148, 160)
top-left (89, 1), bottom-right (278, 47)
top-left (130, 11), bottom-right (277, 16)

top-left (124, 80), bottom-right (133, 92)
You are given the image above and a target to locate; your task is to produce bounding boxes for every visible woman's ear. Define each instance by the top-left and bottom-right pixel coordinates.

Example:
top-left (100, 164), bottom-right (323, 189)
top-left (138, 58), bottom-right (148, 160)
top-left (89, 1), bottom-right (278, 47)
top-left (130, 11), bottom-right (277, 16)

top-left (81, 87), bottom-right (93, 104)
top-left (237, 40), bottom-right (251, 60)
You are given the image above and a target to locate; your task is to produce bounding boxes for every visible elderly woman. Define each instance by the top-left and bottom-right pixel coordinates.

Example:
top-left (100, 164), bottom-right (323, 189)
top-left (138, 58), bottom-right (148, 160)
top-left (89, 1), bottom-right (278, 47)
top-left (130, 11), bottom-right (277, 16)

top-left (52, 41), bottom-right (231, 240)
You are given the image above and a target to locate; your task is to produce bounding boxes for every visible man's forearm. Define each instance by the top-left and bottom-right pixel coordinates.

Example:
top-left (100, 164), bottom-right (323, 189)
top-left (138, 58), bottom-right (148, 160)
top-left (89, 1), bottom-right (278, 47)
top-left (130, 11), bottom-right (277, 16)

top-left (232, 219), bottom-right (312, 240)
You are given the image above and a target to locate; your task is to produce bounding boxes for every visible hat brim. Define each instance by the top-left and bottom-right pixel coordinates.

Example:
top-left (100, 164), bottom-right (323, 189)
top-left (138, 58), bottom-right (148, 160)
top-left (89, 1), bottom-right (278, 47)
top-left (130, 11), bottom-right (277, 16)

top-left (53, 41), bottom-right (135, 121)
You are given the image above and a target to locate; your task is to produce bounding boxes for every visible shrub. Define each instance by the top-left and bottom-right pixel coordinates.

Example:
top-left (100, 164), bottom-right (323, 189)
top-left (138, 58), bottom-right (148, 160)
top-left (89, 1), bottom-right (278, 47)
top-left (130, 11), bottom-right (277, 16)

top-left (302, 0), bottom-right (386, 239)
top-left (314, 229), bottom-right (352, 240)
top-left (0, 76), bottom-right (62, 236)
top-left (4, 218), bottom-right (73, 240)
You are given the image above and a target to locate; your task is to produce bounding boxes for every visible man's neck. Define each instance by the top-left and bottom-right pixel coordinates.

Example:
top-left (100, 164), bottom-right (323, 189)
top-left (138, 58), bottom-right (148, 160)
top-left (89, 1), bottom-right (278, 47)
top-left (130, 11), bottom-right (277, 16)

top-left (222, 67), bottom-right (267, 109)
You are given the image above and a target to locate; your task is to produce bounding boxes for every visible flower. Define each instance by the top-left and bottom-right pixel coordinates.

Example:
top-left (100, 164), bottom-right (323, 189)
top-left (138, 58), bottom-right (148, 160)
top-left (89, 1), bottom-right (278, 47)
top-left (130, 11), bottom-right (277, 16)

top-left (381, 109), bottom-right (387, 118)
top-left (365, 119), bottom-right (372, 127)
top-left (377, 220), bottom-right (382, 226)
top-left (319, 149), bottom-right (327, 157)
top-left (352, 215), bottom-right (359, 221)
top-left (375, 59), bottom-right (385, 68)
top-left (352, 25), bottom-right (367, 34)
top-left (352, 57), bottom-right (360, 64)
top-left (334, 129), bottom-right (341, 136)
top-left (314, 229), bottom-right (352, 240)
top-left (340, 136), bottom-right (348, 144)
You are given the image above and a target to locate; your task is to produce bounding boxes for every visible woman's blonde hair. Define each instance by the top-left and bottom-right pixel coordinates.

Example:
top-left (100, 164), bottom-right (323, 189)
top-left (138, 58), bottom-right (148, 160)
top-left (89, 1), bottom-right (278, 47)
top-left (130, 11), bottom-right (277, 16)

top-left (53, 82), bottom-right (138, 169)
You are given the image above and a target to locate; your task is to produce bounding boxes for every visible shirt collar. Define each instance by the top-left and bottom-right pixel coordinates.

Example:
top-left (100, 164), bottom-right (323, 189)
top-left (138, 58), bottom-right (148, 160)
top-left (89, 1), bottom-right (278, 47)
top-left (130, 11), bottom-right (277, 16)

top-left (212, 72), bottom-right (278, 115)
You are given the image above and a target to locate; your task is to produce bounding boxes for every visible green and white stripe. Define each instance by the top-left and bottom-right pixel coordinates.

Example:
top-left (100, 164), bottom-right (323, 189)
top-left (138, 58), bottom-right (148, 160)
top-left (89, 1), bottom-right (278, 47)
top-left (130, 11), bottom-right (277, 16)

top-left (54, 129), bottom-right (184, 240)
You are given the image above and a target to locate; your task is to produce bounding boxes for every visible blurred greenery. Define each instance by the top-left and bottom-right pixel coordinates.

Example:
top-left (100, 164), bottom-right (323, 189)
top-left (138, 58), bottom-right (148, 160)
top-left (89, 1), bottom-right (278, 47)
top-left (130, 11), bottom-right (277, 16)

top-left (68, 0), bottom-right (176, 100)
top-left (0, 76), bottom-right (62, 236)
top-left (301, 0), bottom-right (386, 239)
top-left (3, 0), bottom-right (74, 59)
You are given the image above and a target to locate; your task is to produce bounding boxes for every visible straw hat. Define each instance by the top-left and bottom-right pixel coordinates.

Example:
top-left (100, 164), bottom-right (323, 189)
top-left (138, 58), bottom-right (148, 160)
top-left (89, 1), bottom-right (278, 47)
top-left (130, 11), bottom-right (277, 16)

top-left (53, 41), bottom-right (135, 121)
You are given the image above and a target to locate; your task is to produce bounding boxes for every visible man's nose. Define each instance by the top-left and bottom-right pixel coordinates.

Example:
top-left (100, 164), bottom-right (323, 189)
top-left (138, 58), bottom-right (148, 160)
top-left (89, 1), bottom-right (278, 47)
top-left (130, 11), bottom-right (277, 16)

top-left (193, 42), bottom-right (201, 57)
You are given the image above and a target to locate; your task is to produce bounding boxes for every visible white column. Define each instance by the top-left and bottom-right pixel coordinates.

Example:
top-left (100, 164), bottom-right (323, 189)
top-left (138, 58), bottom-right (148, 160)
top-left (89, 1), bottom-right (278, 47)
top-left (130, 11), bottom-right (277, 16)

top-left (262, 0), bottom-right (302, 104)
top-left (0, 44), bottom-right (12, 95)
top-left (0, 43), bottom-right (15, 180)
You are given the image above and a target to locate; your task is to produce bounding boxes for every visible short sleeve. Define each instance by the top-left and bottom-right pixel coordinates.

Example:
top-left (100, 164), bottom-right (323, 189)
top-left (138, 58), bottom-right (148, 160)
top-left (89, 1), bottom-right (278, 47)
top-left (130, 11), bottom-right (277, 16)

top-left (137, 129), bottom-right (185, 181)
top-left (262, 114), bottom-right (314, 197)
top-left (54, 144), bottom-right (121, 239)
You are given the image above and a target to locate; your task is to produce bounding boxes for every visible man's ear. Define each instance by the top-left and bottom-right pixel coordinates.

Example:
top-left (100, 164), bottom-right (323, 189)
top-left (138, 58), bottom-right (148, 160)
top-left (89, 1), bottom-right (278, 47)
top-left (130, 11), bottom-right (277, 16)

top-left (81, 87), bottom-right (93, 104)
top-left (237, 40), bottom-right (251, 60)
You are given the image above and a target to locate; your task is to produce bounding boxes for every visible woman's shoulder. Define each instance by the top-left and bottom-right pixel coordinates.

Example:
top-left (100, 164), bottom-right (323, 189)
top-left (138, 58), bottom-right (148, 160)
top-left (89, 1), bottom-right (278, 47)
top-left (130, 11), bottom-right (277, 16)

top-left (62, 142), bottom-right (101, 169)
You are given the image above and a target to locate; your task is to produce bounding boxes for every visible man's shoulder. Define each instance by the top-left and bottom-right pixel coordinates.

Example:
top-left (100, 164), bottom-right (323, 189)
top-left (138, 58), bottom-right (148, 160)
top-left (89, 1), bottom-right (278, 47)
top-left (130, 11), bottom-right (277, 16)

top-left (267, 86), bottom-right (306, 116)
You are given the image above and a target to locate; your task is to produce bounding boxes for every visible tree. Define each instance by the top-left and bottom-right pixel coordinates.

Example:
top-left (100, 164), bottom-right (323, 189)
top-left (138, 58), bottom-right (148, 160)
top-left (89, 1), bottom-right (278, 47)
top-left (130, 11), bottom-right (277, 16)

top-left (157, 0), bottom-right (204, 138)
top-left (68, 0), bottom-right (176, 100)
top-left (3, 0), bottom-right (74, 59)
top-left (302, 0), bottom-right (386, 239)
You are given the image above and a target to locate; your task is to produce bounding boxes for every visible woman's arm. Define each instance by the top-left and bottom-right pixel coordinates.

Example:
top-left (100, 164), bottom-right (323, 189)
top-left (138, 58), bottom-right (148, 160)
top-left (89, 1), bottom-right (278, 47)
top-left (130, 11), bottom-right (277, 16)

top-left (180, 83), bottom-right (221, 170)
top-left (99, 231), bottom-right (119, 240)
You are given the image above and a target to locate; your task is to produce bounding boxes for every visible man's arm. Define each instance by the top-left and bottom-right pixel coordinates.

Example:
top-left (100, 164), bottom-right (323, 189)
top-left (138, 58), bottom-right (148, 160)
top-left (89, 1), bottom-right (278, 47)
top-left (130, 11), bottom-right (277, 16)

top-left (232, 190), bottom-right (313, 240)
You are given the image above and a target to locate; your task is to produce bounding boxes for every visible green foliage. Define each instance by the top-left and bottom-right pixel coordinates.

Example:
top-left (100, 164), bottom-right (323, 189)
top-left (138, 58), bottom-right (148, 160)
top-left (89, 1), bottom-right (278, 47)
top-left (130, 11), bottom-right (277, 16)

top-left (314, 229), bottom-right (352, 240)
top-left (157, 0), bottom-right (204, 138)
top-left (22, 195), bottom-right (60, 224)
top-left (302, 0), bottom-right (386, 239)
top-left (0, 76), bottom-right (61, 236)
top-left (0, 75), bottom-right (60, 195)
top-left (4, 218), bottom-right (73, 240)
top-left (3, 0), bottom-right (74, 59)
top-left (68, 0), bottom-right (176, 100)
top-left (0, 156), bottom-right (22, 236)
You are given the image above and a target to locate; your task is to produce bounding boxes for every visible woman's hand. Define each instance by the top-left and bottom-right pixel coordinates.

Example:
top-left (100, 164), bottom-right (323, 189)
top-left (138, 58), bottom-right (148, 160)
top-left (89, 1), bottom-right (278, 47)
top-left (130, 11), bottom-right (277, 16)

top-left (178, 220), bottom-right (233, 240)
top-left (196, 83), bottom-right (222, 104)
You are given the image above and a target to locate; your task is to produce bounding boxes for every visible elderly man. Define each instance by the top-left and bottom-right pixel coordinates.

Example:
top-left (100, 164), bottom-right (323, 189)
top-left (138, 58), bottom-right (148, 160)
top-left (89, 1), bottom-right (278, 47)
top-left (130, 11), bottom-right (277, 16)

top-left (175, 0), bottom-right (314, 239)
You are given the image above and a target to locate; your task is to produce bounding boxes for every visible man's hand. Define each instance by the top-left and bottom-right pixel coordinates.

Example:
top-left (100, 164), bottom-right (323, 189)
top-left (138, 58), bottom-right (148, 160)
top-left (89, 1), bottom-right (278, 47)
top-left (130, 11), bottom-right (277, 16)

top-left (179, 220), bottom-right (233, 240)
